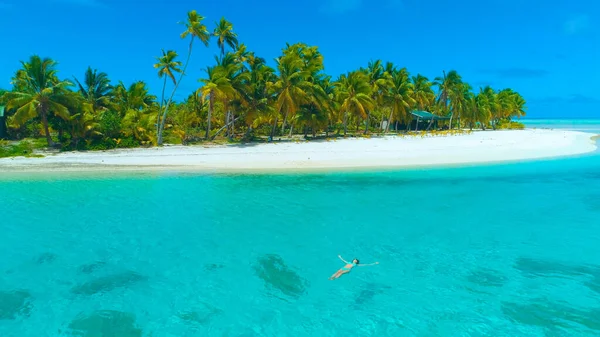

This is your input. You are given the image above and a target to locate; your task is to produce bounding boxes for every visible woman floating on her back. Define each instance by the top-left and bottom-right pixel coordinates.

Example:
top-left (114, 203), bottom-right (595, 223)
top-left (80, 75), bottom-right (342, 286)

top-left (329, 255), bottom-right (379, 280)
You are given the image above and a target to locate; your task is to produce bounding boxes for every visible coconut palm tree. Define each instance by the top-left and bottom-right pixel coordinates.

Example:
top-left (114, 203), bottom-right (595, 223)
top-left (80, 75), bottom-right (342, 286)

top-left (433, 70), bottom-right (462, 129)
top-left (363, 60), bottom-right (390, 134)
top-left (157, 10), bottom-right (210, 145)
top-left (74, 67), bottom-right (113, 112)
top-left (238, 57), bottom-right (276, 138)
top-left (3, 55), bottom-right (75, 147)
top-left (198, 65), bottom-right (235, 139)
top-left (271, 50), bottom-right (311, 138)
top-left (271, 44), bottom-right (324, 136)
top-left (411, 74), bottom-right (435, 110)
top-left (112, 81), bottom-right (156, 116)
top-left (335, 71), bottom-right (373, 136)
top-left (385, 67), bottom-right (415, 133)
top-left (448, 82), bottom-right (472, 129)
top-left (153, 49), bottom-right (182, 134)
top-left (213, 17), bottom-right (238, 57)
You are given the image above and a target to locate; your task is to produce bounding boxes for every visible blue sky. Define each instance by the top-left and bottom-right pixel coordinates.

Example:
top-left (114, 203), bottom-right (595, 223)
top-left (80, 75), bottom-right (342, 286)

top-left (0, 0), bottom-right (598, 118)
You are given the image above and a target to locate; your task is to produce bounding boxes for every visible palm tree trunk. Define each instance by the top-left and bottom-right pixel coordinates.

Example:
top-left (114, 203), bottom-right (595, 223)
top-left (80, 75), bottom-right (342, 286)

top-left (205, 92), bottom-right (213, 140)
top-left (343, 111), bottom-right (348, 136)
top-left (212, 116), bottom-right (242, 140)
top-left (158, 35), bottom-right (195, 145)
top-left (281, 112), bottom-right (288, 134)
top-left (448, 113), bottom-right (454, 131)
top-left (40, 109), bottom-right (54, 147)
top-left (289, 124), bottom-right (293, 137)
top-left (157, 76), bottom-right (167, 135)
top-left (270, 115), bottom-right (278, 139)
top-left (364, 111), bottom-right (370, 134)
top-left (385, 110), bottom-right (393, 134)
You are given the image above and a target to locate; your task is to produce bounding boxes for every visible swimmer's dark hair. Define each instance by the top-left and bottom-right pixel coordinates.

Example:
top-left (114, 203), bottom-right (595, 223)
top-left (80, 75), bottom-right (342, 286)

top-left (354, 258), bottom-right (360, 264)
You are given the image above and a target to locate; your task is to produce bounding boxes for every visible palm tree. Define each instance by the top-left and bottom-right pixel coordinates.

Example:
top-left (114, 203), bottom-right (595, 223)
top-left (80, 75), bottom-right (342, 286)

top-left (153, 49), bottom-right (182, 135)
top-left (335, 71), bottom-right (373, 136)
top-left (74, 67), bottom-right (112, 112)
top-left (198, 65), bottom-right (235, 139)
top-left (112, 81), bottom-right (156, 115)
top-left (4, 55), bottom-right (74, 147)
top-left (271, 50), bottom-right (311, 138)
top-left (433, 70), bottom-right (462, 129)
top-left (238, 57), bottom-right (276, 139)
top-left (448, 82), bottom-right (472, 130)
top-left (157, 10), bottom-right (210, 145)
top-left (213, 17), bottom-right (238, 57)
top-left (386, 67), bottom-right (415, 133)
top-left (411, 74), bottom-right (435, 110)
top-left (363, 60), bottom-right (390, 134)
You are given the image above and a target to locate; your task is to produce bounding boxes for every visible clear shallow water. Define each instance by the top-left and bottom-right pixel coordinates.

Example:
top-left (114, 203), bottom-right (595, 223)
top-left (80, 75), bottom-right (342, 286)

top-left (1, 124), bottom-right (600, 336)
top-left (522, 119), bottom-right (600, 133)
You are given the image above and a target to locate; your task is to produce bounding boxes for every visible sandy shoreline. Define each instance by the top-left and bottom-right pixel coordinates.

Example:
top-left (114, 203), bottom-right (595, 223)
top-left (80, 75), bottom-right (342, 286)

top-left (0, 130), bottom-right (597, 175)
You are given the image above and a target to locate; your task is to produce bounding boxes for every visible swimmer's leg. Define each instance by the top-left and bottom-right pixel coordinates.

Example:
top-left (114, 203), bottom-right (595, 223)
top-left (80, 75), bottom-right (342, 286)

top-left (329, 269), bottom-right (349, 280)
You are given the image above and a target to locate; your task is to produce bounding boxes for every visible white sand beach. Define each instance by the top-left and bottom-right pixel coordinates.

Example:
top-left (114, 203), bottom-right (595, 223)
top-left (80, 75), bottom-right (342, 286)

top-left (0, 129), bottom-right (597, 173)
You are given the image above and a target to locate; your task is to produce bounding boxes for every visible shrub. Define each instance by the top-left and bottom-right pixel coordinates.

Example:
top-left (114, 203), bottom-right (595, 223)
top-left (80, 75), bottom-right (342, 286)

top-left (497, 121), bottom-right (525, 130)
top-left (0, 140), bottom-right (34, 158)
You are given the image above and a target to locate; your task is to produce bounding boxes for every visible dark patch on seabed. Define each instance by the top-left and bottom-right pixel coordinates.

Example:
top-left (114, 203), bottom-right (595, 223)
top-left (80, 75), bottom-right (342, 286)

top-left (178, 301), bottom-right (222, 327)
top-left (0, 290), bottom-right (32, 320)
top-left (466, 268), bottom-right (508, 288)
top-left (583, 193), bottom-right (600, 211)
top-left (36, 252), bottom-right (57, 264)
top-left (70, 271), bottom-right (146, 295)
top-left (502, 299), bottom-right (600, 332)
top-left (204, 263), bottom-right (224, 271)
top-left (514, 257), bottom-right (600, 279)
top-left (63, 310), bottom-right (142, 337)
top-left (253, 254), bottom-right (308, 299)
top-left (353, 283), bottom-right (392, 307)
top-left (78, 261), bottom-right (107, 274)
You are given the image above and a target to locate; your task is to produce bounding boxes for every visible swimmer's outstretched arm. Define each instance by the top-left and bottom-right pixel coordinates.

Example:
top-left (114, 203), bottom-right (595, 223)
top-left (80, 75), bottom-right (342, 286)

top-left (357, 262), bottom-right (379, 267)
top-left (337, 255), bottom-right (350, 264)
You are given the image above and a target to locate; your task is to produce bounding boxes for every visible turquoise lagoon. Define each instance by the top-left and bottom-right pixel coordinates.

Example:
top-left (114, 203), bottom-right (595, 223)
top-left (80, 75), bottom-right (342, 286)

top-left (1, 121), bottom-right (599, 336)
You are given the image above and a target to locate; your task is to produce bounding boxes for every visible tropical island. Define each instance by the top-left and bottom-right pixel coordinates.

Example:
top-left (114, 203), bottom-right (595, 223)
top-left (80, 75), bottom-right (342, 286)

top-left (0, 10), bottom-right (596, 172)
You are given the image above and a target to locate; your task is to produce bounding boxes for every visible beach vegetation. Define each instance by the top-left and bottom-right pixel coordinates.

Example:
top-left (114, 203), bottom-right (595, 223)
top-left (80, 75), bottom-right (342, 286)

top-left (0, 10), bottom-right (527, 156)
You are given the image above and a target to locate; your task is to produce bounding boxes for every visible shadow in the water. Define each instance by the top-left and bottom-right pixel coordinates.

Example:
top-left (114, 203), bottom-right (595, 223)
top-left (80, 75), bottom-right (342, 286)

top-left (514, 257), bottom-right (600, 279)
top-left (64, 310), bottom-right (142, 337)
top-left (253, 254), bottom-right (308, 299)
top-left (514, 257), bottom-right (600, 295)
top-left (0, 290), bottom-right (32, 320)
top-left (583, 193), bottom-right (600, 212)
top-left (587, 276), bottom-right (600, 295)
top-left (466, 268), bottom-right (508, 288)
top-left (502, 299), bottom-right (600, 332)
top-left (204, 263), bottom-right (224, 272)
top-left (353, 283), bottom-right (392, 308)
top-left (70, 271), bottom-right (146, 296)
top-left (178, 301), bottom-right (222, 327)
top-left (36, 252), bottom-right (57, 265)
top-left (78, 262), bottom-right (107, 275)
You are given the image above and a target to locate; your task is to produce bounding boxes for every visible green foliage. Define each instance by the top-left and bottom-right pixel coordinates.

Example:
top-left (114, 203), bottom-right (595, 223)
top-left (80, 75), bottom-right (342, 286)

top-left (99, 110), bottom-right (121, 139)
top-left (0, 140), bottom-right (35, 158)
top-left (497, 120), bottom-right (526, 130)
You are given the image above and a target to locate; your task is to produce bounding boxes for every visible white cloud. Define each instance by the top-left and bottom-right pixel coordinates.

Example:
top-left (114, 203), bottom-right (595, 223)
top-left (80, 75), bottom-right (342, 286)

top-left (564, 14), bottom-right (590, 35)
